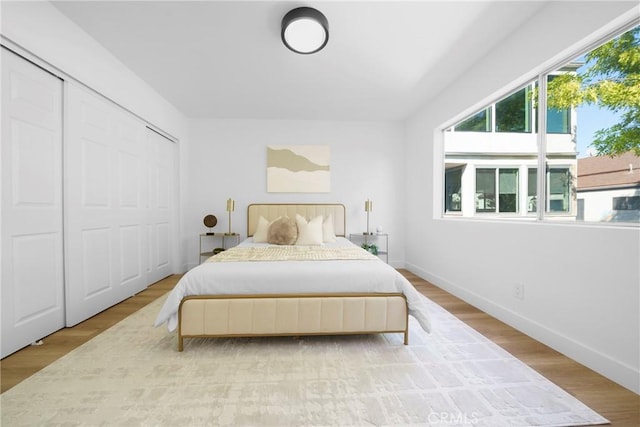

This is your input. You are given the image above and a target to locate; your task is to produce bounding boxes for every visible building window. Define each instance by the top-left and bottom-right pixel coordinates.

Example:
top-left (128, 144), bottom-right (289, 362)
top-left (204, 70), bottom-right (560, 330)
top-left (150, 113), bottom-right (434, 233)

top-left (455, 108), bottom-right (491, 132)
top-left (547, 168), bottom-right (571, 213)
top-left (613, 196), bottom-right (640, 210)
top-left (495, 86), bottom-right (532, 133)
top-left (499, 169), bottom-right (519, 212)
top-left (546, 75), bottom-right (571, 134)
top-left (547, 107), bottom-right (571, 134)
top-left (527, 168), bottom-right (537, 213)
top-left (475, 168), bottom-right (519, 213)
top-left (476, 169), bottom-right (496, 212)
top-left (445, 167), bottom-right (463, 212)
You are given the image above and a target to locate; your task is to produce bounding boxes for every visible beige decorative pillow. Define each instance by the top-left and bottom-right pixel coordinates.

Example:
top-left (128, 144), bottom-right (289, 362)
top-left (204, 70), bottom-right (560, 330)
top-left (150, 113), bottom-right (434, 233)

top-left (323, 214), bottom-right (337, 242)
top-left (253, 216), bottom-right (273, 243)
top-left (295, 214), bottom-right (323, 246)
top-left (267, 216), bottom-right (297, 245)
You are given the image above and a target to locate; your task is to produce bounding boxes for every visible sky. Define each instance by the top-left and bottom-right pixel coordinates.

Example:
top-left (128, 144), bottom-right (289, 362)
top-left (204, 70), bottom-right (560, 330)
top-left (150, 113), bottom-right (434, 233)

top-left (571, 47), bottom-right (625, 159)
top-left (575, 104), bottom-right (621, 158)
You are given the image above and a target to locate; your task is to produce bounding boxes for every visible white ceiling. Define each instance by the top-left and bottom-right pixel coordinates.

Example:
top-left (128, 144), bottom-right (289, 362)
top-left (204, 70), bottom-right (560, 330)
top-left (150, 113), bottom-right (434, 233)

top-left (51, 1), bottom-right (549, 121)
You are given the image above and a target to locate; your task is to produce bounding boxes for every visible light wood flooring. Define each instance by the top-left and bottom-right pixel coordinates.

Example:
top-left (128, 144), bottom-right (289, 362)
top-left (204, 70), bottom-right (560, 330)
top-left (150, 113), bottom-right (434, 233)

top-left (0, 275), bottom-right (179, 393)
top-left (1, 271), bottom-right (638, 425)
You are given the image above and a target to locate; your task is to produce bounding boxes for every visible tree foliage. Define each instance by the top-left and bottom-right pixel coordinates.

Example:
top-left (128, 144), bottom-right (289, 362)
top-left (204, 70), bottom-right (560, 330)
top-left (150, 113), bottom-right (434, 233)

top-left (547, 25), bottom-right (640, 157)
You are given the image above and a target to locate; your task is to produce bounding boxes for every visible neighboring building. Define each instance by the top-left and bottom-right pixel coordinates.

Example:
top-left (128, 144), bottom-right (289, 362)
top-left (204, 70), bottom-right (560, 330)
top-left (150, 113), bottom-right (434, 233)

top-left (577, 151), bottom-right (640, 223)
top-left (444, 65), bottom-right (579, 218)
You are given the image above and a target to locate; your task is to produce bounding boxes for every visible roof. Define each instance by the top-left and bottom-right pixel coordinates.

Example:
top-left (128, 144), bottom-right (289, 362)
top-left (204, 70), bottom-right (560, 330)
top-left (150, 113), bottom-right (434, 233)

top-left (577, 151), bottom-right (640, 190)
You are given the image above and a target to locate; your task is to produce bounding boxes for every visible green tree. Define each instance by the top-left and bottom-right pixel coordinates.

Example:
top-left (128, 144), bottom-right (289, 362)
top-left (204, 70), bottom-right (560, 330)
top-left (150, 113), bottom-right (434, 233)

top-left (547, 25), bottom-right (640, 157)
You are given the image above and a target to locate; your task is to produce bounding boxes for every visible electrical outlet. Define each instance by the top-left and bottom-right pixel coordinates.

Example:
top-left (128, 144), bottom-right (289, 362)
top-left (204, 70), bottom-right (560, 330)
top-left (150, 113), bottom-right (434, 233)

top-left (513, 283), bottom-right (525, 301)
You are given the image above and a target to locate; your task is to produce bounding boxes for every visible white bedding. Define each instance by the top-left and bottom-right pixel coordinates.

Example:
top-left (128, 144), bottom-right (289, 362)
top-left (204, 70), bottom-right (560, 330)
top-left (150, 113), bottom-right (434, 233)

top-left (154, 237), bottom-right (431, 333)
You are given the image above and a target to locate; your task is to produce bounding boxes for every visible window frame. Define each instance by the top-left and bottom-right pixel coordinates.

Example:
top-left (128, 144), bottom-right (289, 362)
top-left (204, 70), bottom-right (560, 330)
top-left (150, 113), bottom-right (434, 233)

top-left (474, 167), bottom-right (521, 215)
top-left (439, 18), bottom-right (639, 226)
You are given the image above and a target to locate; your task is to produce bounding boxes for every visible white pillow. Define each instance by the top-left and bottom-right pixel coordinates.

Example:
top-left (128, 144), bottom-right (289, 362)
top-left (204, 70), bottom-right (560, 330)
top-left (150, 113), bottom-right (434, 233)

top-left (323, 214), bottom-right (337, 242)
top-left (253, 216), bottom-right (275, 243)
top-left (295, 214), bottom-right (323, 246)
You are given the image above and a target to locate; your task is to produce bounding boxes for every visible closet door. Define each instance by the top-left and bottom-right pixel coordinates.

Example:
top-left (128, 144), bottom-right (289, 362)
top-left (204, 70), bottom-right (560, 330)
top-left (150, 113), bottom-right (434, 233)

top-left (1, 48), bottom-right (65, 357)
top-left (64, 83), bottom-right (147, 326)
top-left (146, 128), bottom-right (175, 284)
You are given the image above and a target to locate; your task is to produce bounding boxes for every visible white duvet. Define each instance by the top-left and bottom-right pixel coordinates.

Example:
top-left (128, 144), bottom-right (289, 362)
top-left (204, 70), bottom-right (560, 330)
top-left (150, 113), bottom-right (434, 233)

top-left (154, 238), bottom-right (431, 333)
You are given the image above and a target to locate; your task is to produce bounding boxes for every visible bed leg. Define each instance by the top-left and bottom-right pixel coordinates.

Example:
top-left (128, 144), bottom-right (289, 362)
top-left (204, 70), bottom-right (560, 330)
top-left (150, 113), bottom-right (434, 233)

top-left (178, 336), bottom-right (184, 352)
top-left (404, 330), bottom-right (409, 345)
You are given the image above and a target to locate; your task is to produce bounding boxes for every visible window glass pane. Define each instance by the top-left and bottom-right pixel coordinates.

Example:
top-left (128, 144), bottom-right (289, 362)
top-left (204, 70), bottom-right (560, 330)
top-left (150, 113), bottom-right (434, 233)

top-left (475, 169), bottom-right (496, 212)
top-left (547, 108), bottom-right (570, 133)
top-left (613, 196), bottom-right (640, 211)
top-left (546, 75), bottom-right (571, 133)
top-left (547, 168), bottom-right (571, 212)
top-left (547, 25), bottom-right (639, 223)
top-left (445, 167), bottom-right (463, 212)
top-left (455, 108), bottom-right (491, 132)
top-left (496, 86), bottom-right (531, 133)
top-left (498, 168), bottom-right (518, 212)
top-left (527, 168), bottom-right (537, 213)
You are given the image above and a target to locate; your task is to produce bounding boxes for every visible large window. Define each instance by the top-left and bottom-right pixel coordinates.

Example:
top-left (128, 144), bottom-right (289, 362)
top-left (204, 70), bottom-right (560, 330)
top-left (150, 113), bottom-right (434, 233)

top-left (442, 23), bottom-right (638, 225)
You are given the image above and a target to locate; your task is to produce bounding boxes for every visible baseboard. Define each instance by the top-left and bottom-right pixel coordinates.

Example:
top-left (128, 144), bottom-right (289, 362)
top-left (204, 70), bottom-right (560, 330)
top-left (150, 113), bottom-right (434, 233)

top-left (405, 262), bottom-right (640, 395)
top-left (389, 260), bottom-right (404, 269)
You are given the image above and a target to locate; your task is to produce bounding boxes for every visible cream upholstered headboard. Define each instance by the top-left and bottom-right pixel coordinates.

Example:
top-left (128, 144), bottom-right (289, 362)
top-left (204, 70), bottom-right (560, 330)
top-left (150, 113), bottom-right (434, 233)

top-left (247, 204), bottom-right (346, 237)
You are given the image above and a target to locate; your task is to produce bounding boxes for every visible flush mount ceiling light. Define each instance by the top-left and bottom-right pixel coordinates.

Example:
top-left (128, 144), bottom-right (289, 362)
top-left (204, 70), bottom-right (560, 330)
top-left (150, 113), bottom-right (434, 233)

top-left (281, 6), bottom-right (329, 54)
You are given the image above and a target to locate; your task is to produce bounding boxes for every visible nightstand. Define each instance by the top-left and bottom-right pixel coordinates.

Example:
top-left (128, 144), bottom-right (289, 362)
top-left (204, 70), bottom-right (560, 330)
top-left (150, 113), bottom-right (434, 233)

top-left (349, 233), bottom-right (388, 263)
top-left (199, 233), bottom-right (240, 264)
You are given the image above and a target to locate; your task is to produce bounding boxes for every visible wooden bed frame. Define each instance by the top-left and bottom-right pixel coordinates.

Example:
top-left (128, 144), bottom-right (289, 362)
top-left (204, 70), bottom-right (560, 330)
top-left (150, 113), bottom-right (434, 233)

top-left (177, 203), bottom-right (409, 351)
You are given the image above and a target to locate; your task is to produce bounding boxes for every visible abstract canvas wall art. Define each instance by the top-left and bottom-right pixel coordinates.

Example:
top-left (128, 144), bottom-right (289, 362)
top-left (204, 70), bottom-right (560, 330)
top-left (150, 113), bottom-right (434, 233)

top-left (267, 145), bottom-right (330, 192)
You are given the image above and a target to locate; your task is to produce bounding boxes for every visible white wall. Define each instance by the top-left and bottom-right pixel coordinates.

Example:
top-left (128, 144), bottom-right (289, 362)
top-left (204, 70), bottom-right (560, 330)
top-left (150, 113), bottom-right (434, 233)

top-left (578, 188), bottom-right (640, 223)
top-left (1, 1), bottom-right (186, 140)
top-left (186, 118), bottom-right (405, 269)
top-left (405, 1), bottom-right (640, 393)
top-left (1, 1), bottom-right (190, 273)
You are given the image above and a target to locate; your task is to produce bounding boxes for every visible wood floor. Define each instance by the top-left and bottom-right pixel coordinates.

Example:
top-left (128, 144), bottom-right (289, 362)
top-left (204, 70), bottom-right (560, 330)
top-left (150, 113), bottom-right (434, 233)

top-left (0, 275), bottom-right (179, 393)
top-left (2, 271), bottom-right (638, 426)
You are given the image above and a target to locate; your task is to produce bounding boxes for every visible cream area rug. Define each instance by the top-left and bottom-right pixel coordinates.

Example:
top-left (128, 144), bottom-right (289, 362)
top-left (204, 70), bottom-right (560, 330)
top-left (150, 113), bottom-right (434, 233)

top-left (1, 296), bottom-right (608, 427)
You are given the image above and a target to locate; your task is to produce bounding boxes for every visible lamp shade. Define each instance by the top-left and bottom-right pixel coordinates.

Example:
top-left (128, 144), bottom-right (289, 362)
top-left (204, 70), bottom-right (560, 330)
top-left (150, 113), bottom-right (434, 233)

top-left (281, 7), bottom-right (329, 54)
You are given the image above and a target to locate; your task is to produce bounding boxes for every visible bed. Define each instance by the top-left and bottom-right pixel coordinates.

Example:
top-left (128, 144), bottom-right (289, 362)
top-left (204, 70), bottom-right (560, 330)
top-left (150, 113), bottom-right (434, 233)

top-left (154, 203), bottom-right (431, 351)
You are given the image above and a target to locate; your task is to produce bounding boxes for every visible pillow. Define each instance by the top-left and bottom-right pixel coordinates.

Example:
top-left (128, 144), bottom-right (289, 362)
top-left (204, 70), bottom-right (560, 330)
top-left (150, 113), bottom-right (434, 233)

top-left (267, 217), bottom-right (297, 245)
top-left (253, 216), bottom-right (273, 243)
top-left (322, 214), bottom-right (337, 243)
top-left (295, 214), bottom-right (323, 246)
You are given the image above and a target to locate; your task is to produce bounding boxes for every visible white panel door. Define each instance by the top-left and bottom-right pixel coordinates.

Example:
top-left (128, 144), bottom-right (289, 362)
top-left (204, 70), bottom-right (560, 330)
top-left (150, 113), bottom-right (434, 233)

top-left (145, 129), bottom-right (174, 284)
top-left (1, 48), bottom-right (65, 357)
top-left (65, 83), bottom-right (147, 326)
